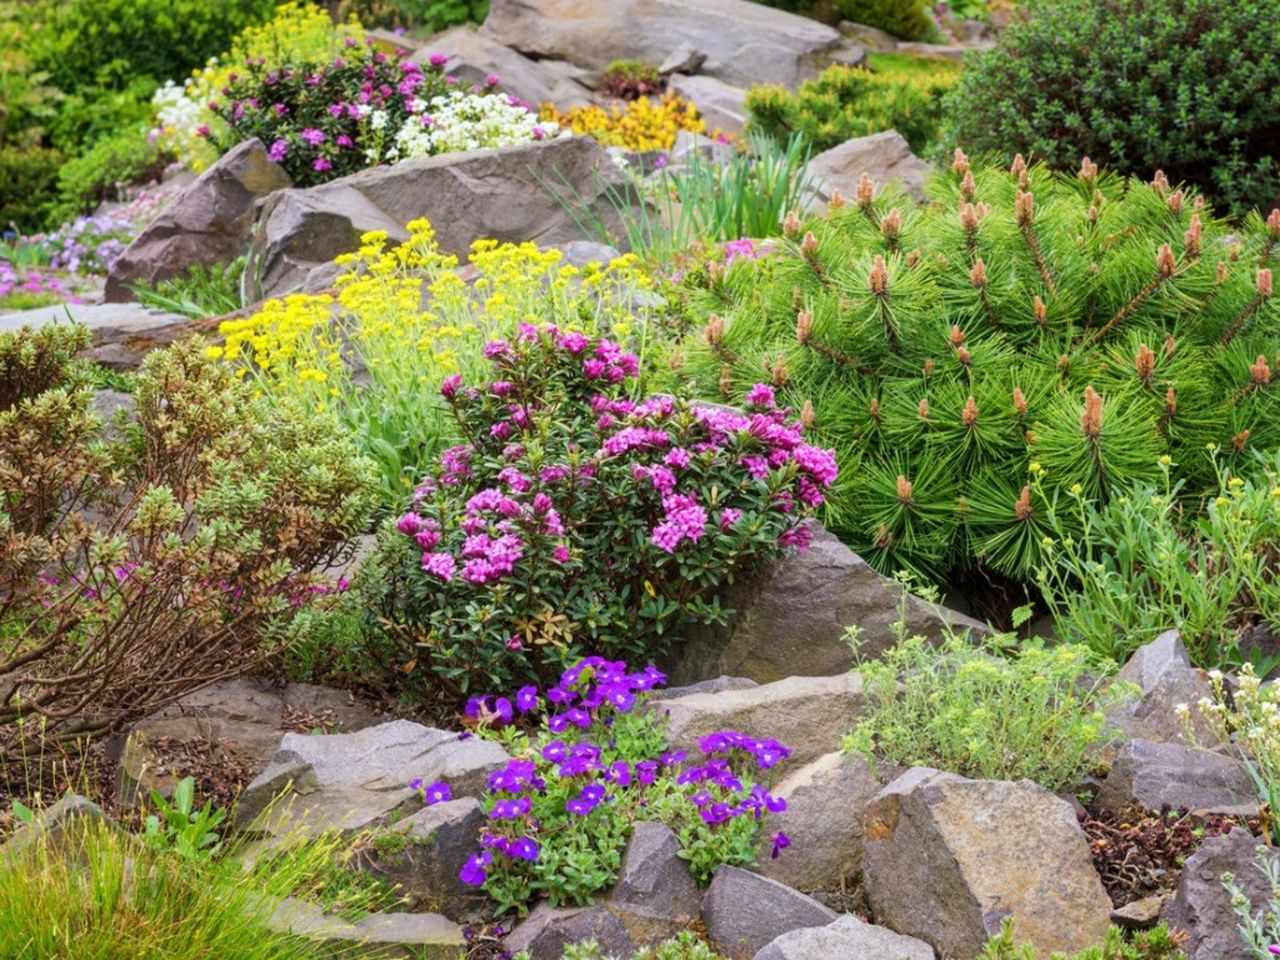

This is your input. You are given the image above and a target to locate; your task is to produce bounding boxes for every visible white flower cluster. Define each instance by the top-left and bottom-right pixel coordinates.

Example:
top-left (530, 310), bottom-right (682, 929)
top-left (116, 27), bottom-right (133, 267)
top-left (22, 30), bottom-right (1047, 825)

top-left (151, 80), bottom-right (211, 167)
top-left (389, 91), bottom-right (558, 162)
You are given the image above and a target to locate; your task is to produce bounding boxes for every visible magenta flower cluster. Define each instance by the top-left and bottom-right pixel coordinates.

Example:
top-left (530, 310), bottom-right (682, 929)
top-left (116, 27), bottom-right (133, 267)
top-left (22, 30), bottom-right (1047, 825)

top-left (409, 656), bottom-right (790, 897)
top-left (374, 323), bottom-right (835, 698)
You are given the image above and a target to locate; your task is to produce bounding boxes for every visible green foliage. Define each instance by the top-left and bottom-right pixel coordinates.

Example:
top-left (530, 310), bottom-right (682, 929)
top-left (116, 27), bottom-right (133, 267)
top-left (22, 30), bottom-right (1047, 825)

top-left (980, 919), bottom-right (1186, 959)
top-left (600, 60), bottom-right (665, 101)
top-left (1224, 844), bottom-right (1280, 959)
top-left (746, 58), bottom-right (959, 155)
top-left (141, 777), bottom-right (225, 861)
top-left (0, 813), bottom-right (390, 960)
top-left (0, 146), bottom-right (63, 233)
top-left (844, 591), bottom-right (1128, 790)
top-left (946, 0), bottom-right (1280, 216)
top-left (833, 0), bottom-right (940, 41)
top-left (541, 932), bottom-right (727, 960)
top-left (1038, 453), bottom-right (1280, 668)
top-left (662, 157), bottom-right (1280, 583)
top-left (0, 7), bottom-right (63, 148)
top-left (49, 127), bottom-right (170, 224)
top-left (133, 257), bottom-right (249, 320)
top-left (26, 0), bottom-right (276, 93)
top-left (0, 323), bottom-right (91, 411)
top-left (339, 0), bottom-right (490, 31)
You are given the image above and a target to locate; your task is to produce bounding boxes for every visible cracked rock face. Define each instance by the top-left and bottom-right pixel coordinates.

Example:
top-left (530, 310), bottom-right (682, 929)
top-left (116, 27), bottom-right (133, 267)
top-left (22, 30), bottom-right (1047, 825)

top-left (862, 768), bottom-right (1112, 959)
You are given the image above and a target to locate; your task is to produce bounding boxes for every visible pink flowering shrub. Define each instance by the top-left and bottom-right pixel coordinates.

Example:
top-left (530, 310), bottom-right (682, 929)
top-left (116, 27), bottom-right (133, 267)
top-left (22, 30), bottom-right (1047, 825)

top-left (363, 325), bottom-right (837, 700)
top-left (205, 38), bottom-right (451, 185)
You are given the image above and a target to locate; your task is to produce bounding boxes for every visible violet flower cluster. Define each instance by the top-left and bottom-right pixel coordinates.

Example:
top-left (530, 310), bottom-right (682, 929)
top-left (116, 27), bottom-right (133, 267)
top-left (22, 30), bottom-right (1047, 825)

top-left (408, 656), bottom-right (791, 897)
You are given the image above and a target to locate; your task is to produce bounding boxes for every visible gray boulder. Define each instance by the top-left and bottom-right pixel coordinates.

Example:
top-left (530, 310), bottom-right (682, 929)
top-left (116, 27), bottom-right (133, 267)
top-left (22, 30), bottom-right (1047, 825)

top-left (754, 751), bottom-right (884, 893)
top-left (414, 27), bottom-right (595, 110)
top-left (505, 903), bottom-right (636, 960)
top-left (480, 0), bottom-right (842, 90)
top-left (862, 769), bottom-right (1111, 959)
top-left (656, 673), bottom-right (866, 770)
top-left (236, 719), bottom-right (508, 833)
top-left (755, 913), bottom-right (935, 960)
top-left (703, 865), bottom-right (837, 959)
top-left (359, 798), bottom-right (488, 920)
top-left (668, 74), bottom-right (748, 136)
top-left (1162, 828), bottom-right (1276, 960)
top-left (606, 822), bottom-right (701, 944)
top-left (1095, 739), bottom-right (1256, 817)
top-left (0, 303), bottom-right (202, 371)
top-left (664, 525), bottom-right (984, 685)
top-left (806, 130), bottom-right (933, 208)
top-left (112, 677), bottom-right (379, 806)
top-left (1106, 630), bottom-right (1219, 746)
top-left (251, 136), bottom-right (633, 300)
top-left (838, 20), bottom-right (899, 52)
top-left (105, 138), bottom-right (291, 302)
top-left (268, 897), bottom-right (464, 959)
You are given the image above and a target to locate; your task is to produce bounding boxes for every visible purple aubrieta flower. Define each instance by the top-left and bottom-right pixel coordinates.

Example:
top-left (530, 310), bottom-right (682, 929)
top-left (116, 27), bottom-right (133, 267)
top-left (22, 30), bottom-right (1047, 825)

top-left (424, 781), bottom-right (451, 804)
top-left (516, 685), bottom-right (539, 713)
top-left (565, 783), bottom-right (607, 816)
top-left (507, 836), bottom-right (539, 861)
top-left (459, 850), bottom-right (492, 886)
top-left (771, 831), bottom-right (791, 859)
top-left (489, 796), bottom-right (531, 820)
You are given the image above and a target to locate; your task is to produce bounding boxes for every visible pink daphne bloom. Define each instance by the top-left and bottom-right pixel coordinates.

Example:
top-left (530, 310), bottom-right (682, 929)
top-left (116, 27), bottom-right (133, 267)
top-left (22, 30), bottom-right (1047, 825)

top-left (268, 138), bottom-right (288, 162)
top-left (744, 383), bottom-right (776, 408)
top-left (652, 493), bottom-right (708, 553)
top-left (300, 127), bottom-right (326, 146)
top-left (313, 157), bottom-right (333, 173)
top-left (421, 552), bottom-right (456, 581)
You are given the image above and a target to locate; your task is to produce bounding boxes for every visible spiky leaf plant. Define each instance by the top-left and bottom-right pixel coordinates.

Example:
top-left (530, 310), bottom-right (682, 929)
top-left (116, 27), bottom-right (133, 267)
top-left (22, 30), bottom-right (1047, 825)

top-left (661, 154), bottom-right (1280, 583)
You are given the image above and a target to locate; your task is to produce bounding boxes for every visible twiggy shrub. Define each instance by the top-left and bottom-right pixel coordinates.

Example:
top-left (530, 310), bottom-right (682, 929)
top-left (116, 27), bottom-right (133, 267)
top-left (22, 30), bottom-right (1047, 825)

top-left (662, 155), bottom-right (1280, 582)
top-left (0, 328), bottom-right (375, 756)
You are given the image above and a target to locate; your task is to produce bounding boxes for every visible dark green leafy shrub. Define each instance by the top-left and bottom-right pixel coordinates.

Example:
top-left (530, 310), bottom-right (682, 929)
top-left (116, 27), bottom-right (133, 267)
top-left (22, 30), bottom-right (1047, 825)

top-left (746, 59), bottom-right (958, 155)
top-left (0, 146), bottom-right (63, 233)
top-left (834, 0), bottom-right (939, 40)
top-left (49, 127), bottom-right (171, 224)
top-left (26, 0), bottom-right (276, 92)
top-left (662, 156), bottom-right (1280, 583)
top-left (0, 330), bottom-right (377, 754)
top-left (946, 0), bottom-right (1280, 216)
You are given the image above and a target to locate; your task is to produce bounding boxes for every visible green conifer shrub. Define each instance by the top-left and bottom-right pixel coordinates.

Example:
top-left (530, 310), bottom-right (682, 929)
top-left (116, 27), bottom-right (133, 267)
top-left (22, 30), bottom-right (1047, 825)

top-left (945, 0), bottom-right (1280, 216)
top-left (661, 154), bottom-right (1280, 584)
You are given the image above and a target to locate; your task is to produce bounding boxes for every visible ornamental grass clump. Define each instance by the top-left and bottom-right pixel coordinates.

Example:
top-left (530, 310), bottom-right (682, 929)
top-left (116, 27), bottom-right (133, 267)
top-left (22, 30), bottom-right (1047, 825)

top-left (662, 154), bottom-right (1280, 583)
top-left (214, 220), bottom-right (656, 501)
top-left (0, 326), bottom-right (375, 765)
top-left (844, 605), bottom-right (1129, 791)
top-left (361, 325), bottom-right (836, 699)
top-left (411, 656), bottom-right (790, 914)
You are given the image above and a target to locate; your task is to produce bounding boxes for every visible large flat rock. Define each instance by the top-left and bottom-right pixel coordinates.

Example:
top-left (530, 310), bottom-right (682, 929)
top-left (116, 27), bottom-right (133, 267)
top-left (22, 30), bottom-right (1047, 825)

top-left (0, 302), bottom-right (205, 370)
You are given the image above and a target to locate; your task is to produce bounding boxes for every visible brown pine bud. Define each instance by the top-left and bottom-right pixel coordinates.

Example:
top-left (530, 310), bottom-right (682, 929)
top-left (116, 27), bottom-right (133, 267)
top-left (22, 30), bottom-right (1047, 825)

top-left (874, 523), bottom-right (893, 550)
top-left (956, 346), bottom-right (972, 366)
top-left (801, 399), bottom-right (816, 429)
top-left (1233, 428), bottom-right (1251, 452)
top-left (917, 397), bottom-right (930, 420)
top-left (922, 358), bottom-right (936, 376)
top-left (869, 397), bottom-right (881, 421)
top-left (855, 172), bottom-right (876, 209)
top-left (1164, 386), bottom-right (1177, 419)
top-left (1033, 295), bottom-right (1047, 326)
top-left (1230, 242), bottom-right (1242, 262)
top-left (951, 147), bottom-right (970, 176)
top-left (796, 310), bottom-right (813, 345)
top-left (1164, 333), bottom-right (1178, 359)
top-left (880, 208), bottom-right (902, 240)
top-left (1156, 243), bottom-right (1177, 278)
top-left (800, 231), bottom-right (819, 257)
top-left (1193, 195), bottom-right (1206, 210)
top-left (1078, 156), bottom-right (1097, 182)
top-left (1259, 268), bottom-right (1274, 299)
top-left (668, 350), bottom-right (685, 371)
top-left (1151, 170), bottom-right (1171, 195)
top-left (969, 258), bottom-right (988, 289)
top-left (828, 188), bottom-right (846, 210)
top-left (959, 202), bottom-right (982, 233)
top-left (868, 255), bottom-right (889, 296)
top-left (704, 315), bottom-right (725, 346)
top-left (1217, 261), bottom-right (1229, 284)
top-left (1058, 354), bottom-right (1071, 373)
top-left (1012, 386), bottom-right (1028, 417)
top-left (1081, 385), bottom-right (1103, 439)
top-left (1015, 190), bottom-right (1034, 227)
top-left (1251, 355), bottom-right (1272, 386)
top-left (719, 363), bottom-right (732, 396)
top-left (896, 474), bottom-right (914, 505)
top-left (1025, 429), bottom-right (1037, 445)
top-left (1135, 342), bottom-right (1156, 382)
top-left (1167, 190), bottom-right (1185, 215)
top-left (960, 169), bottom-right (976, 200)
top-left (1010, 153), bottom-right (1027, 180)
top-left (907, 248), bottom-right (922, 268)
top-left (1087, 204), bottom-right (1099, 224)
top-left (949, 324), bottom-right (966, 348)
top-left (771, 356), bottom-right (789, 388)
top-left (1267, 208), bottom-right (1280, 237)
top-left (707, 260), bottom-right (722, 281)
top-left (1014, 485), bottom-right (1034, 522)
top-left (783, 210), bottom-right (802, 239)
top-left (1184, 214), bottom-right (1202, 257)
top-left (962, 395), bottom-right (979, 428)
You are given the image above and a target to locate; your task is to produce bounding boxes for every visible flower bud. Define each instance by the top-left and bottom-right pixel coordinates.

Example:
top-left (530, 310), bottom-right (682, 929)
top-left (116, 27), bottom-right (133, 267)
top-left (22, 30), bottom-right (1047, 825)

top-left (869, 397), bottom-right (881, 421)
top-left (1217, 261), bottom-right (1229, 284)
top-left (1259, 268), bottom-right (1274, 299)
top-left (1156, 243), bottom-right (1177, 278)
top-left (719, 363), bottom-right (732, 396)
top-left (896, 474), bottom-right (914, 504)
top-left (969, 258), bottom-right (987, 289)
top-left (771, 356), bottom-right (789, 388)
top-left (917, 397), bottom-right (930, 420)
top-left (880, 208), bottom-right (902, 241)
top-left (1151, 170), bottom-right (1171, 195)
top-left (1184, 214), bottom-right (1202, 257)
top-left (855, 172), bottom-right (876, 209)
top-left (962, 395), bottom-right (979, 428)
top-left (1135, 343), bottom-right (1155, 382)
top-left (1233, 428), bottom-right (1251, 452)
top-left (800, 230), bottom-right (819, 257)
top-left (1267, 208), bottom-right (1280, 237)
top-left (1251, 354), bottom-right (1272, 386)
top-left (1015, 190), bottom-right (1034, 227)
top-left (949, 324), bottom-right (966, 348)
top-left (783, 210), bottom-right (802, 239)
top-left (1010, 153), bottom-right (1027, 180)
top-left (1164, 333), bottom-right (1178, 359)
top-left (1014, 485), bottom-right (1033, 521)
top-left (828, 187), bottom-right (846, 210)
top-left (960, 169), bottom-right (976, 200)
top-left (1081, 385), bottom-right (1103, 440)
top-left (795, 310), bottom-right (813, 345)
top-left (951, 147), bottom-right (970, 176)
top-left (801, 399), bottom-right (816, 428)
top-left (1012, 387), bottom-right (1028, 417)
top-left (868, 255), bottom-right (889, 296)
top-left (1167, 190), bottom-right (1184, 215)
top-left (1033, 295), bottom-right (1047, 326)
top-left (956, 346), bottom-right (972, 366)
top-left (704, 315), bottom-right (725, 346)
top-left (922, 358), bottom-right (935, 376)
top-left (1078, 156), bottom-right (1097, 182)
